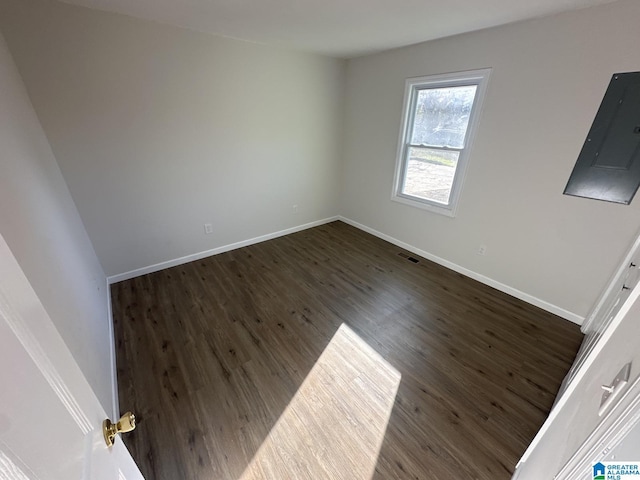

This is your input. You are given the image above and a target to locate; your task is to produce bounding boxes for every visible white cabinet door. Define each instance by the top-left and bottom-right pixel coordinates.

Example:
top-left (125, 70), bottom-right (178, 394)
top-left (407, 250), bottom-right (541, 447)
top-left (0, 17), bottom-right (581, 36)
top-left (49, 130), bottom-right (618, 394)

top-left (0, 234), bottom-right (143, 480)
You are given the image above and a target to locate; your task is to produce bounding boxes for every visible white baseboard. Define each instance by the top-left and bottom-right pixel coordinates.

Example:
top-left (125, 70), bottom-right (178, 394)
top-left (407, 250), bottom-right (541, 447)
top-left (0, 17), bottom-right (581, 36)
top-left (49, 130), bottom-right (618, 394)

top-left (105, 277), bottom-right (119, 421)
top-left (107, 216), bottom-right (340, 284)
top-left (106, 213), bottom-right (583, 325)
top-left (338, 216), bottom-right (584, 326)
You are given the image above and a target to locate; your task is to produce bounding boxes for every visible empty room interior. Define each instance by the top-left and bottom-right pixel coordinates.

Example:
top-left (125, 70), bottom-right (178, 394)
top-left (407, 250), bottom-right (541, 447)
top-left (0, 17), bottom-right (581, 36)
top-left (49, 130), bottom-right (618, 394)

top-left (2, 0), bottom-right (640, 478)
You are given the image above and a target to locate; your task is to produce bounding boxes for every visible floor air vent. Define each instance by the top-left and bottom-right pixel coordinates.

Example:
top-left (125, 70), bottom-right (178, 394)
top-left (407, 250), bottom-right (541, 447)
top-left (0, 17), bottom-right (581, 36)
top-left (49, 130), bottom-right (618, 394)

top-left (398, 252), bottom-right (420, 263)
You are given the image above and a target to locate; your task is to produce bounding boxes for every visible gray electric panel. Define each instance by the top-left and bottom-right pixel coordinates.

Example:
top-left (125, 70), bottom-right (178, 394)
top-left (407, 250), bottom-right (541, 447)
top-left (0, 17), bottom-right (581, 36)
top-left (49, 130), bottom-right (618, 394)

top-left (564, 72), bottom-right (640, 204)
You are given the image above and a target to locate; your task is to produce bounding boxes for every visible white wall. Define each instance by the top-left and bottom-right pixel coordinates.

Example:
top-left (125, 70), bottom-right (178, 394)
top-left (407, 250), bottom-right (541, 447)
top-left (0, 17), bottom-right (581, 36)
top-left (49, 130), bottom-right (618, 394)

top-left (341, 0), bottom-right (640, 321)
top-left (0, 0), bottom-right (345, 278)
top-left (0, 32), bottom-right (114, 415)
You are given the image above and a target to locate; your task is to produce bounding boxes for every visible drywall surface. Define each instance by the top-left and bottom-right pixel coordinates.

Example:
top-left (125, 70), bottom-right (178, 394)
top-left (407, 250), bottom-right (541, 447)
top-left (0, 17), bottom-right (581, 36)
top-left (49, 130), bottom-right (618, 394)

top-left (0, 32), bottom-right (113, 415)
top-left (0, 0), bottom-right (345, 277)
top-left (515, 284), bottom-right (640, 478)
top-left (341, 0), bottom-right (640, 321)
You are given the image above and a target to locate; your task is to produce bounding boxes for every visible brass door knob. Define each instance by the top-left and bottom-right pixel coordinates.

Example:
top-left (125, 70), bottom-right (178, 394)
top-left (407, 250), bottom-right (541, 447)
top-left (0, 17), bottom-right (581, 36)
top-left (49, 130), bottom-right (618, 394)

top-left (103, 412), bottom-right (136, 447)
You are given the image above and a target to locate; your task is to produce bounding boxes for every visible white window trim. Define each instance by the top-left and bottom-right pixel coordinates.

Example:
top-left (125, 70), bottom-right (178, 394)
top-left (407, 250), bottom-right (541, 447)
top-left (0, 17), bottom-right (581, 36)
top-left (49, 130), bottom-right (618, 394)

top-left (391, 68), bottom-right (491, 217)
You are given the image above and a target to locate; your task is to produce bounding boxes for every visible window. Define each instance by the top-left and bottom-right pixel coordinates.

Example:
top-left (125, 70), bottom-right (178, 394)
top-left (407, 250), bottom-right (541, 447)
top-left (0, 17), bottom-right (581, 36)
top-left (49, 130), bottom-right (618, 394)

top-left (392, 69), bottom-right (491, 216)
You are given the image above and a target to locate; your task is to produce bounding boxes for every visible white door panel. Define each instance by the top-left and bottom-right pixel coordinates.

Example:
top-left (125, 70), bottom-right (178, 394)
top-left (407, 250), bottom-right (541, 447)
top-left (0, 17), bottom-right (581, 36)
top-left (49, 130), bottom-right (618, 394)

top-left (0, 234), bottom-right (143, 480)
top-left (604, 419), bottom-right (640, 462)
top-left (557, 252), bottom-right (640, 403)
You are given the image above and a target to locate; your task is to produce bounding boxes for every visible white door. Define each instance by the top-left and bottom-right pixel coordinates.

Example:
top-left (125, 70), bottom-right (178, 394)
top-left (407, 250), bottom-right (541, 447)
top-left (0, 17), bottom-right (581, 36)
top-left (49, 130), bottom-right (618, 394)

top-left (553, 369), bottom-right (640, 479)
top-left (0, 233), bottom-right (143, 480)
top-left (602, 417), bottom-right (640, 463)
top-left (556, 236), bottom-right (640, 402)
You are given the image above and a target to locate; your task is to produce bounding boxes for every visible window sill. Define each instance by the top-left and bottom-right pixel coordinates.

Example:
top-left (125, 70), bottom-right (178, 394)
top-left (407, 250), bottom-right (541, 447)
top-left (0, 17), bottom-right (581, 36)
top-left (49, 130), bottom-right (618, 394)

top-left (391, 193), bottom-right (457, 217)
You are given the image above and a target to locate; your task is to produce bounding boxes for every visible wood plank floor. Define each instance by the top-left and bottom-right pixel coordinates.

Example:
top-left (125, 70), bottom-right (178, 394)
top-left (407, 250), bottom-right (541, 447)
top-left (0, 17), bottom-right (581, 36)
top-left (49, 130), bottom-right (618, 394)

top-left (111, 221), bottom-right (583, 480)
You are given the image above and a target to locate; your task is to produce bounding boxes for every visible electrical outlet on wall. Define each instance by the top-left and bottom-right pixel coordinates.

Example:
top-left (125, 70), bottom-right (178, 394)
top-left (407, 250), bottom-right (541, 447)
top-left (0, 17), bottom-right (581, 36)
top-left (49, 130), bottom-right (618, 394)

top-left (204, 223), bottom-right (213, 235)
top-left (477, 245), bottom-right (487, 256)
top-left (292, 204), bottom-right (299, 214)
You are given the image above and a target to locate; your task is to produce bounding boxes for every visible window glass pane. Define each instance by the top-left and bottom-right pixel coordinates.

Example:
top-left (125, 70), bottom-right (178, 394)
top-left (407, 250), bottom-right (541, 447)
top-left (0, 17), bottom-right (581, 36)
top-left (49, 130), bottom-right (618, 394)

top-left (401, 147), bottom-right (459, 204)
top-left (410, 85), bottom-right (477, 148)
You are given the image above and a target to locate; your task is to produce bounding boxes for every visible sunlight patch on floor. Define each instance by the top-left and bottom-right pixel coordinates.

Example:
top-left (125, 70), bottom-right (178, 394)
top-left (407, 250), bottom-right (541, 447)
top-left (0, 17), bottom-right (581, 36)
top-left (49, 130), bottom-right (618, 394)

top-left (239, 323), bottom-right (401, 480)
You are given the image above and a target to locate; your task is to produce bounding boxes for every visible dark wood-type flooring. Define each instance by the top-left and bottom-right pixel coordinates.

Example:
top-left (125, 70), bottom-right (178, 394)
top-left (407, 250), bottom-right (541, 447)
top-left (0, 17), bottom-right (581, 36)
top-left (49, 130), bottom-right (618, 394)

top-left (111, 221), bottom-right (583, 479)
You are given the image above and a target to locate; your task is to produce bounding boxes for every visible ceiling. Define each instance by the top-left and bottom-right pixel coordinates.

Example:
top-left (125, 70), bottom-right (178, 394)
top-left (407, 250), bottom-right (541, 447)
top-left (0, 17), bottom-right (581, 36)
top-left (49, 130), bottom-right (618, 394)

top-left (59, 0), bottom-right (617, 58)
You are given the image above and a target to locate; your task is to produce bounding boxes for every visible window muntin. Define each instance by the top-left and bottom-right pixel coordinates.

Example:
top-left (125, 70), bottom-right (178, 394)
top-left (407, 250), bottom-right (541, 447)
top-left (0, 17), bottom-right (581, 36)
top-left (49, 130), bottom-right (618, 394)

top-left (393, 69), bottom-right (490, 216)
